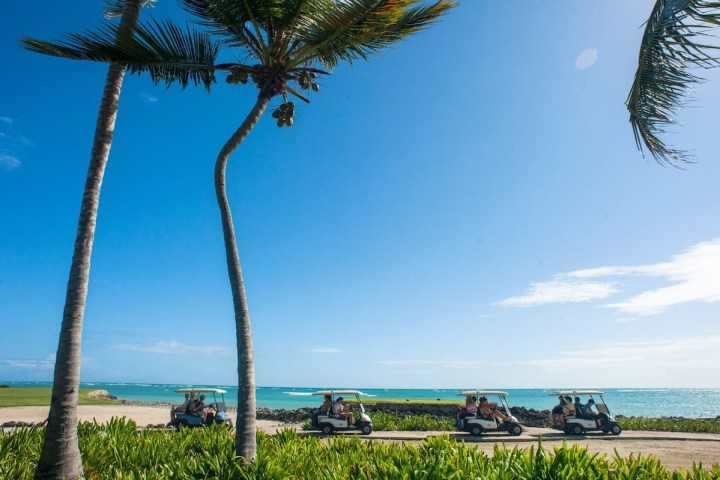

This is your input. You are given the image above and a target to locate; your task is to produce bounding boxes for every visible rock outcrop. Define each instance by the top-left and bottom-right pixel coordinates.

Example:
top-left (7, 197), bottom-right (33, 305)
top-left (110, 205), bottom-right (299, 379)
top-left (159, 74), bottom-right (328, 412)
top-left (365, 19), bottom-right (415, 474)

top-left (86, 389), bottom-right (117, 400)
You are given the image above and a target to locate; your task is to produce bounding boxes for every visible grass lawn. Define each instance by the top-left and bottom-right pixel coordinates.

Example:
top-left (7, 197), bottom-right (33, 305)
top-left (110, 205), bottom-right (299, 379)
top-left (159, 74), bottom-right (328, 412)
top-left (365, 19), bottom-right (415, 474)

top-left (357, 398), bottom-right (458, 406)
top-left (0, 387), bottom-right (118, 407)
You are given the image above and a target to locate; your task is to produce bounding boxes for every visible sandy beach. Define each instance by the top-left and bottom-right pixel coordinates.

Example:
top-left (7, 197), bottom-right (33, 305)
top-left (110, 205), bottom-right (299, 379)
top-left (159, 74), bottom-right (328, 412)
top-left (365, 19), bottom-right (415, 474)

top-left (2, 405), bottom-right (720, 471)
top-left (0, 405), bottom-right (294, 435)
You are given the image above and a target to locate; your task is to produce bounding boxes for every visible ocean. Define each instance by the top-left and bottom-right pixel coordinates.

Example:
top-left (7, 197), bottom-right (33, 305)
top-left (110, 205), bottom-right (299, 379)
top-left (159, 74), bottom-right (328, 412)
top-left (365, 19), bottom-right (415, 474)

top-left (4, 382), bottom-right (720, 418)
top-left (2, 382), bottom-right (720, 418)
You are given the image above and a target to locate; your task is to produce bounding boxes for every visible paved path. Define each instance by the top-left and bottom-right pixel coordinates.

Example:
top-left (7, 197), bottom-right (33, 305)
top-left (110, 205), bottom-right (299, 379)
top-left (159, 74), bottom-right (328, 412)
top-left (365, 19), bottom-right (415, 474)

top-left (310, 426), bottom-right (720, 442)
top-left (299, 427), bottom-right (720, 471)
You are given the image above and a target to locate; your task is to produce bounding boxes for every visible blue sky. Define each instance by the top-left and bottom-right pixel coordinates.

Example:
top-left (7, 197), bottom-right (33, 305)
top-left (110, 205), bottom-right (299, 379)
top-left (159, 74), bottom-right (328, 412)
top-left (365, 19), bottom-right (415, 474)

top-left (2, 0), bottom-right (720, 389)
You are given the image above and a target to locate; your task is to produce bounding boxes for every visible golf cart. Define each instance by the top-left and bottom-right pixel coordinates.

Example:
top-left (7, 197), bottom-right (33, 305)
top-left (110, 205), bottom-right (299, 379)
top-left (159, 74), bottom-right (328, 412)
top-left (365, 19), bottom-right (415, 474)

top-left (456, 390), bottom-right (523, 436)
top-left (308, 390), bottom-right (373, 435)
top-left (549, 390), bottom-right (621, 435)
top-left (169, 388), bottom-right (233, 430)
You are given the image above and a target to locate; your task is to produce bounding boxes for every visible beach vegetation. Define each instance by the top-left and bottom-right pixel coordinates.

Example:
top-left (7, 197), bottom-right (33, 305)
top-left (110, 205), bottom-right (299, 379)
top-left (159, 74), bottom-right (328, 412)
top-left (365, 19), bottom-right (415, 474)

top-left (619, 417), bottom-right (720, 434)
top-left (627, 1), bottom-right (720, 165)
top-left (300, 411), bottom-right (454, 432)
top-left (2, 419), bottom-right (719, 479)
top-left (21, 0), bottom-right (455, 462)
top-left (360, 398), bottom-right (458, 406)
top-left (363, 411), bottom-right (455, 431)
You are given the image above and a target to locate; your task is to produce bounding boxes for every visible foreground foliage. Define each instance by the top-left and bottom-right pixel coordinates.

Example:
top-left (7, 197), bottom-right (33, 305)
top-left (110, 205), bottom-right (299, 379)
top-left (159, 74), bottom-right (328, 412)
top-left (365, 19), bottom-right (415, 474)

top-left (2, 418), bottom-right (719, 479)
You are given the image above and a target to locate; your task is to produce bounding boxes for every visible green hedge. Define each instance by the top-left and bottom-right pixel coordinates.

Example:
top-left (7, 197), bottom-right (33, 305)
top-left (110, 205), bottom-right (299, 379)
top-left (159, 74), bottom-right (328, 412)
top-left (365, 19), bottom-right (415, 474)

top-left (619, 417), bottom-right (720, 434)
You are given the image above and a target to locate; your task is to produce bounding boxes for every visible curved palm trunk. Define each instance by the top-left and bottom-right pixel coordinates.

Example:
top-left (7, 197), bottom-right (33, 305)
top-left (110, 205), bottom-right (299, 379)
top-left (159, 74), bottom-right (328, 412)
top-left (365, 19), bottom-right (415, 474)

top-left (35, 2), bottom-right (142, 479)
top-left (214, 96), bottom-right (271, 462)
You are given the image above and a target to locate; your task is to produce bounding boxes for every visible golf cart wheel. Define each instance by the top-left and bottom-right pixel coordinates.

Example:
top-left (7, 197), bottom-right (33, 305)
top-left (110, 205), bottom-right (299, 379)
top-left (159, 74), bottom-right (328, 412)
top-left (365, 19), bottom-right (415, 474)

top-left (175, 419), bottom-right (190, 431)
top-left (509, 424), bottom-right (523, 436)
top-left (469, 425), bottom-right (482, 436)
top-left (320, 424), bottom-right (334, 435)
top-left (610, 424), bottom-right (622, 435)
top-left (360, 423), bottom-right (372, 435)
top-left (571, 424), bottom-right (584, 435)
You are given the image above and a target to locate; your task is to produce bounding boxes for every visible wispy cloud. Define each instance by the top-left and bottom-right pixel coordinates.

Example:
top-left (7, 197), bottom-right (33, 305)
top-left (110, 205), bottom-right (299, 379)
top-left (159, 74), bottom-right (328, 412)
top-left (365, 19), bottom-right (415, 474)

top-left (575, 48), bottom-right (598, 70)
top-left (497, 238), bottom-right (720, 316)
top-left (139, 92), bottom-right (159, 103)
top-left (112, 340), bottom-right (233, 356)
top-left (497, 279), bottom-right (617, 307)
top-left (5, 354), bottom-right (55, 370)
top-left (305, 348), bottom-right (343, 354)
top-left (0, 154), bottom-right (21, 171)
top-left (0, 115), bottom-right (33, 171)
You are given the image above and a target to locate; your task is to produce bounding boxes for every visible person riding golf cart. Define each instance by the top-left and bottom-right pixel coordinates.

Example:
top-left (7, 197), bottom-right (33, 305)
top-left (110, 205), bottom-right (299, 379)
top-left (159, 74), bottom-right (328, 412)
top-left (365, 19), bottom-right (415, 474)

top-left (549, 390), bottom-right (621, 435)
top-left (309, 390), bottom-right (373, 435)
top-left (456, 390), bottom-right (523, 436)
top-left (169, 388), bottom-right (233, 430)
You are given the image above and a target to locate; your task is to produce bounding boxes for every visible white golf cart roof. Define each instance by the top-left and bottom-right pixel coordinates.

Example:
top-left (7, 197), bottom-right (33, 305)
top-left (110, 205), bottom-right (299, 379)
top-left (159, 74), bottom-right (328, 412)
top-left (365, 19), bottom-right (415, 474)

top-left (549, 390), bottom-right (604, 396)
top-left (457, 390), bottom-right (509, 397)
top-left (312, 390), bottom-right (366, 396)
top-left (174, 388), bottom-right (227, 394)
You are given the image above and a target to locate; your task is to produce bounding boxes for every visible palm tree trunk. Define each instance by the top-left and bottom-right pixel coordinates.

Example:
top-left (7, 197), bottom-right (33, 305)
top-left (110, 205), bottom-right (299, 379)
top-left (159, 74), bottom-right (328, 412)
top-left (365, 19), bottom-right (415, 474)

top-left (214, 95), bottom-right (271, 462)
top-left (34, 2), bottom-right (142, 479)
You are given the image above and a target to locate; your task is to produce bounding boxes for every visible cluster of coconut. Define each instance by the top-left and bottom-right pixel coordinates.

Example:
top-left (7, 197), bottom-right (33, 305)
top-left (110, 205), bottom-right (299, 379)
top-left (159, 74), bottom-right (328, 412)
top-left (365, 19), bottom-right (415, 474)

top-left (271, 102), bottom-right (296, 127)
top-left (297, 71), bottom-right (320, 92)
top-left (225, 68), bottom-right (251, 85)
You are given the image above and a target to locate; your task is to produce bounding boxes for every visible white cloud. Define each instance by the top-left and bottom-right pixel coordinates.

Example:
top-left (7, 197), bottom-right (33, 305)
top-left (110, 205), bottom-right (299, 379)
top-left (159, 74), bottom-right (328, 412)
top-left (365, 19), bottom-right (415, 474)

top-left (0, 116), bottom-right (32, 169)
top-left (0, 154), bottom-right (21, 171)
top-left (496, 279), bottom-right (617, 307)
top-left (140, 92), bottom-right (159, 103)
top-left (575, 48), bottom-right (598, 70)
top-left (5, 353), bottom-right (55, 370)
top-left (112, 340), bottom-right (233, 356)
top-left (498, 238), bottom-right (720, 316)
top-left (305, 348), bottom-right (343, 354)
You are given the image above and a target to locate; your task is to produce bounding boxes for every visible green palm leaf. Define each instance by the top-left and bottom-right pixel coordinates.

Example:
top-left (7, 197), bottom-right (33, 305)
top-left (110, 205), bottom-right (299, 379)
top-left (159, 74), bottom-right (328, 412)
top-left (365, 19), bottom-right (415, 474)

top-left (20, 19), bottom-right (219, 90)
top-left (293, 0), bottom-right (455, 68)
top-left (626, 0), bottom-right (720, 166)
top-left (104, 0), bottom-right (157, 19)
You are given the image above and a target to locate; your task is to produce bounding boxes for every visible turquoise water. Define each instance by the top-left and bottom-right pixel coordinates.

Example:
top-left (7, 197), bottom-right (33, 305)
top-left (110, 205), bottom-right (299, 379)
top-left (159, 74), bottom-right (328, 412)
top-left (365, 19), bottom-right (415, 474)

top-left (4, 382), bottom-right (720, 418)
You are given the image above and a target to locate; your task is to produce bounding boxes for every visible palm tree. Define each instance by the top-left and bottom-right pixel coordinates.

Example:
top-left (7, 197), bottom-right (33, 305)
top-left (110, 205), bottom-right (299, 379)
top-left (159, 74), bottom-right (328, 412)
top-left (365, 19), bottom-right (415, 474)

top-left (21, 0), bottom-right (455, 461)
top-left (20, 1), bottom-right (153, 478)
top-left (626, 0), bottom-right (720, 166)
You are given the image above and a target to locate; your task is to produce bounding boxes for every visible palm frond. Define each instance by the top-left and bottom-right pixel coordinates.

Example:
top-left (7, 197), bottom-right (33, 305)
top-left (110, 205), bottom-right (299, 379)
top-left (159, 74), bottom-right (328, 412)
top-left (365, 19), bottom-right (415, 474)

top-left (626, 0), bottom-right (720, 166)
top-left (291, 0), bottom-right (456, 69)
top-left (179, 0), bottom-right (287, 60)
top-left (104, 0), bottom-right (157, 19)
top-left (20, 19), bottom-right (220, 91)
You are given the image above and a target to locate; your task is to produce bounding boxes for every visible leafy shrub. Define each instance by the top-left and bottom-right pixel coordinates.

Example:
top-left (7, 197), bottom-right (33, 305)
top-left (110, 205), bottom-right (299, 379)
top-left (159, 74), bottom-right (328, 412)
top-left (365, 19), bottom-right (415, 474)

top-left (2, 421), bottom-right (719, 479)
top-left (369, 411), bottom-right (455, 431)
top-left (620, 417), bottom-right (720, 434)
